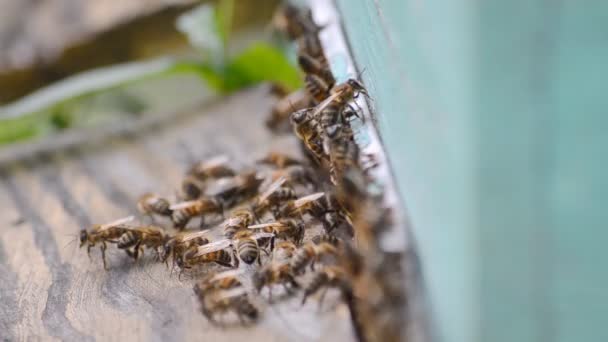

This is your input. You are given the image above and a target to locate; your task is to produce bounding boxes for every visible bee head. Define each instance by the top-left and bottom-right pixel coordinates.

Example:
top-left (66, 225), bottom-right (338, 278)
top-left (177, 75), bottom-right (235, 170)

top-left (347, 78), bottom-right (368, 98)
top-left (79, 229), bottom-right (88, 247)
top-left (290, 109), bottom-right (310, 124)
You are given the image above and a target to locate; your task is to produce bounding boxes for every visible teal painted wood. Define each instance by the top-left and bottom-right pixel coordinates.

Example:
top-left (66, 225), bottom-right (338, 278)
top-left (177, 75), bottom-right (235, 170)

top-left (335, 0), bottom-right (608, 341)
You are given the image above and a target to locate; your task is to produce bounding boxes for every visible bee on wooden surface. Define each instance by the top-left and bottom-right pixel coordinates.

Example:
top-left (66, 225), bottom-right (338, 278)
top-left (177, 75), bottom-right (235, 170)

top-left (257, 152), bottom-right (303, 169)
top-left (137, 193), bottom-right (172, 218)
top-left (161, 230), bottom-right (211, 266)
top-left (270, 164), bottom-right (319, 190)
top-left (177, 243), bottom-right (236, 274)
top-left (252, 262), bottom-right (299, 298)
top-left (248, 218), bottom-right (305, 245)
top-left (267, 89), bottom-right (312, 131)
top-left (205, 171), bottom-right (264, 208)
top-left (170, 197), bottom-right (224, 230)
top-left (116, 225), bottom-right (167, 261)
top-left (198, 287), bottom-right (259, 325)
top-left (252, 177), bottom-right (297, 217)
top-left (194, 269), bottom-right (245, 295)
top-left (186, 155), bottom-right (236, 181)
top-left (272, 241), bottom-right (297, 263)
top-left (301, 266), bottom-right (351, 305)
top-left (290, 237), bottom-right (341, 275)
top-left (79, 216), bottom-right (134, 270)
top-left (221, 208), bottom-right (257, 239)
top-left (192, 230), bottom-right (275, 266)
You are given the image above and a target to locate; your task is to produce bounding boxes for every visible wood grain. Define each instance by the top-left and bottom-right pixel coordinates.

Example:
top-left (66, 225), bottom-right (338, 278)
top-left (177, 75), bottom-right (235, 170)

top-left (0, 87), bottom-right (354, 341)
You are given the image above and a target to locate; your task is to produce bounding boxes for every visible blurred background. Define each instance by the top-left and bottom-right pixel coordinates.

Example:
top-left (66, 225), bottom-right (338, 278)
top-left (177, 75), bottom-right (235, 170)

top-left (1, 1), bottom-right (606, 342)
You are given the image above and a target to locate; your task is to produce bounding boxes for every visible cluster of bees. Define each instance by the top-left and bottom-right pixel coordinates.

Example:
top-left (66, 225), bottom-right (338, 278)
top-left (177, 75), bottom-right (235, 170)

top-left (77, 3), bottom-right (402, 341)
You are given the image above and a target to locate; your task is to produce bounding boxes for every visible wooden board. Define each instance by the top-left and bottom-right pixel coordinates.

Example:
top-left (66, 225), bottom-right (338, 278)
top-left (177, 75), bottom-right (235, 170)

top-left (0, 87), bottom-right (354, 341)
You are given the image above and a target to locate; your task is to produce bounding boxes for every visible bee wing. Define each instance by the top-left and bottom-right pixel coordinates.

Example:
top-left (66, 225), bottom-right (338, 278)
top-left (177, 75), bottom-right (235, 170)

top-left (294, 192), bottom-right (325, 208)
top-left (205, 177), bottom-right (239, 196)
top-left (170, 200), bottom-right (199, 210)
top-left (312, 91), bottom-right (341, 117)
top-left (202, 154), bottom-right (229, 169)
top-left (215, 287), bottom-right (248, 300)
top-left (258, 177), bottom-right (286, 203)
top-left (98, 216), bottom-right (135, 230)
top-left (193, 239), bottom-right (232, 257)
top-left (181, 230), bottom-right (212, 242)
top-left (210, 269), bottom-right (247, 282)
top-left (247, 222), bottom-right (281, 229)
top-left (252, 232), bottom-right (275, 240)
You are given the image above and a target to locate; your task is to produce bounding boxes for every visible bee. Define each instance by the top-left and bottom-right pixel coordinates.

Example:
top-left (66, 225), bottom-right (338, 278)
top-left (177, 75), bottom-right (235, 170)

top-left (269, 164), bottom-right (319, 190)
top-left (194, 269), bottom-right (245, 295)
top-left (177, 243), bottom-right (236, 275)
top-left (137, 193), bottom-right (172, 218)
top-left (186, 155), bottom-right (236, 181)
top-left (290, 237), bottom-right (341, 275)
top-left (170, 197), bottom-right (224, 230)
top-left (116, 225), bottom-right (167, 261)
top-left (267, 89), bottom-right (312, 131)
top-left (79, 216), bottom-right (134, 270)
top-left (252, 177), bottom-right (297, 217)
top-left (192, 230), bottom-right (275, 266)
top-left (252, 262), bottom-right (299, 298)
top-left (301, 266), bottom-right (350, 305)
top-left (205, 171), bottom-right (264, 208)
top-left (290, 108), bottom-right (325, 162)
top-left (313, 79), bottom-right (368, 134)
top-left (305, 73), bottom-right (333, 104)
top-left (272, 241), bottom-right (297, 263)
top-left (161, 230), bottom-right (211, 266)
top-left (272, 4), bottom-right (320, 41)
top-left (248, 218), bottom-right (305, 245)
top-left (221, 208), bottom-right (257, 239)
top-left (274, 192), bottom-right (325, 219)
top-left (257, 152), bottom-right (303, 169)
top-left (326, 131), bottom-right (361, 183)
top-left (198, 287), bottom-right (259, 325)
top-left (180, 175), bottom-right (206, 200)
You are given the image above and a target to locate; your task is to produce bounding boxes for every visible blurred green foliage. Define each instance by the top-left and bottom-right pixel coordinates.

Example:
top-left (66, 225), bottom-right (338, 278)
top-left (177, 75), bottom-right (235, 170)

top-left (0, 0), bottom-right (301, 146)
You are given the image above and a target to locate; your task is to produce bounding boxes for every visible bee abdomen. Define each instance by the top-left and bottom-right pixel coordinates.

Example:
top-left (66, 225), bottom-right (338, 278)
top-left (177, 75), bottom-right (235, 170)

top-left (215, 250), bottom-right (233, 267)
top-left (172, 210), bottom-right (190, 229)
top-left (152, 198), bottom-right (172, 216)
top-left (238, 239), bottom-right (259, 264)
top-left (117, 231), bottom-right (138, 249)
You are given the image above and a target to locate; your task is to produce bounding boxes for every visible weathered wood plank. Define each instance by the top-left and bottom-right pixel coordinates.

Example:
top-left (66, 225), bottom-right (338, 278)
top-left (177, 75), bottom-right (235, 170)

top-left (0, 87), bottom-right (353, 341)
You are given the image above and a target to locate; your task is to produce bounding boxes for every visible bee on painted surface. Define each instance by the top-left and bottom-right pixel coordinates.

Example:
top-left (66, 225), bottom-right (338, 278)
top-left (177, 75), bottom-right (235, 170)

top-left (290, 236), bottom-right (342, 275)
top-left (247, 218), bottom-right (305, 245)
top-left (190, 230), bottom-right (275, 266)
top-left (301, 265), bottom-right (351, 305)
top-left (221, 208), bottom-right (257, 239)
top-left (161, 230), bottom-right (211, 266)
top-left (197, 287), bottom-right (259, 325)
top-left (137, 193), bottom-right (172, 218)
top-left (252, 262), bottom-right (299, 299)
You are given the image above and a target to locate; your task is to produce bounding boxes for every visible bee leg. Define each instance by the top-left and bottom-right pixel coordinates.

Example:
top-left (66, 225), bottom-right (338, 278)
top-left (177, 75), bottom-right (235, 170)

top-left (87, 245), bottom-right (92, 260)
top-left (101, 243), bottom-right (108, 270)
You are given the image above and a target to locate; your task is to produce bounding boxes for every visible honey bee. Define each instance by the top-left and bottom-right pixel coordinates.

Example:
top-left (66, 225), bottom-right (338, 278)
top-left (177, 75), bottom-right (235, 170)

top-left (274, 192), bottom-right (325, 219)
top-left (180, 175), bottom-right (206, 200)
top-left (313, 79), bottom-right (368, 134)
top-left (301, 266), bottom-right (350, 305)
top-left (161, 230), bottom-right (211, 266)
top-left (198, 287), bottom-right (259, 325)
top-left (326, 132), bottom-right (361, 184)
top-left (79, 216), bottom-right (134, 269)
top-left (194, 269), bottom-right (245, 294)
top-left (257, 152), bottom-right (303, 169)
top-left (192, 230), bottom-right (275, 266)
top-left (305, 73), bottom-right (333, 104)
top-left (252, 262), bottom-right (299, 298)
top-left (170, 197), bottom-right (224, 230)
top-left (221, 208), bottom-right (257, 239)
top-left (252, 177), bottom-right (297, 217)
top-left (269, 164), bottom-right (319, 190)
top-left (290, 237), bottom-right (341, 275)
top-left (116, 225), bottom-right (167, 261)
top-left (290, 108), bottom-right (325, 162)
top-left (272, 4), bottom-right (320, 41)
top-left (177, 243), bottom-right (236, 275)
top-left (248, 218), bottom-right (305, 245)
top-left (186, 155), bottom-right (236, 181)
top-left (205, 171), bottom-right (264, 208)
top-left (137, 193), bottom-right (172, 218)
top-left (272, 241), bottom-right (297, 263)
top-left (267, 88), bottom-right (313, 131)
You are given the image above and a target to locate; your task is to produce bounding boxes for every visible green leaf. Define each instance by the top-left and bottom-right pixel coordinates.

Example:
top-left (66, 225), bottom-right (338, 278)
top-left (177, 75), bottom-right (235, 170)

top-left (222, 42), bottom-right (303, 93)
top-left (170, 61), bottom-right (227, 92)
